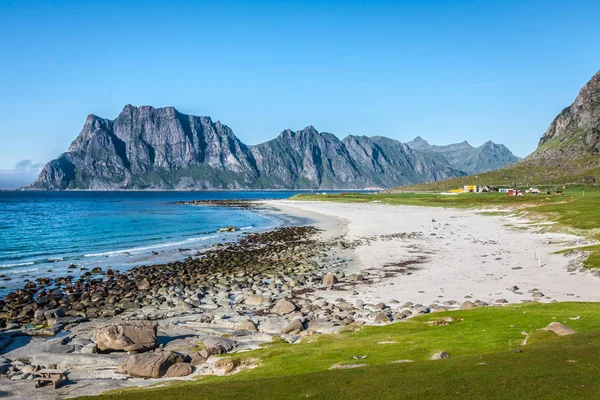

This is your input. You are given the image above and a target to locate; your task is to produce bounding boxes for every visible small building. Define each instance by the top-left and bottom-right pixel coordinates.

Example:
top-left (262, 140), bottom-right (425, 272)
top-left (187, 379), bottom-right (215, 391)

top-left (464, 185), bottom-right (478, 193)
top-left (507, 189), bottom-right (524, 196)
top-left (526, 187), bottom-right (541, 194)
top-left (499, 188), bottom-right (510, 193)
top-left (555, 190), bottom-right (564, 195)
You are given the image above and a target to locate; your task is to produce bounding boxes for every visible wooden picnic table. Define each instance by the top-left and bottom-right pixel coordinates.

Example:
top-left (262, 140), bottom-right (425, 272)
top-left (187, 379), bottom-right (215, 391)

top-left (35, 369), bottom-right (68, 389)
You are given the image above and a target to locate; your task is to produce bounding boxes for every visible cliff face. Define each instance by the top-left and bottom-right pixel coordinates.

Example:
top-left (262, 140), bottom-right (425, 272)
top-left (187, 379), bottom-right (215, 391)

top-left (536, 70), bottom-right (600, 157)
top-left (29, 105), bottom-right (518, 190)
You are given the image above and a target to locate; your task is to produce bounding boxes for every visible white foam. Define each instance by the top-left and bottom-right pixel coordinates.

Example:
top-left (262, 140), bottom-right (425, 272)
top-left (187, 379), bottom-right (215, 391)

top-left (0, 261), bottom-right (35, 269)
top-left (84, 234), bottom-right (220, 258)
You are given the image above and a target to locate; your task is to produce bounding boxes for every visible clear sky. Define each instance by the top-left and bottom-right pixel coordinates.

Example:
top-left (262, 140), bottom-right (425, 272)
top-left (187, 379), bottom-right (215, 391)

top-left (1, 0), bottom-right (599, 184)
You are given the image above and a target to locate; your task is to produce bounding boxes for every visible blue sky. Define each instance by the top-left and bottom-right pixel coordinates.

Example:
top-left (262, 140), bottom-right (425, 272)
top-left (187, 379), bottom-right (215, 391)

top-left (1, 0), bottom-right (599, 185)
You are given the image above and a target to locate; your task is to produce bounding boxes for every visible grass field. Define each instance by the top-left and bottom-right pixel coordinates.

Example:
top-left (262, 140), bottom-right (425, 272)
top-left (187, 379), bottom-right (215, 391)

top-left (86, 303), bottom-right (600, 400)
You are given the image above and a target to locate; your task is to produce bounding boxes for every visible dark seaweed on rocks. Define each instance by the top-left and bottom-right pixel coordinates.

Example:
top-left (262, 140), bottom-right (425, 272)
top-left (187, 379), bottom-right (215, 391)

top-left (176, 200), bottom-right (265, 210)
top-left (0, 226), bottom-right (321, 328)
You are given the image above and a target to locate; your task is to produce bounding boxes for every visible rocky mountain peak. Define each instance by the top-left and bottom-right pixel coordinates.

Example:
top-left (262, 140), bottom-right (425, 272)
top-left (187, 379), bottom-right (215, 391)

top-left (535, 69), bottom-right (600, 157)
top-left (28, 105), bottom-right (520, 190)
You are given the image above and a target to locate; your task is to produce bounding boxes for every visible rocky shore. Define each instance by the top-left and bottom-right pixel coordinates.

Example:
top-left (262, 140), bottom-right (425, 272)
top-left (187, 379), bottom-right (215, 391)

top-left (0, 218), bottom-right (436, 398)
top-left (175, 199), bottom-right (267, 209)
top-left (1, 199), bottom-right (599, 398)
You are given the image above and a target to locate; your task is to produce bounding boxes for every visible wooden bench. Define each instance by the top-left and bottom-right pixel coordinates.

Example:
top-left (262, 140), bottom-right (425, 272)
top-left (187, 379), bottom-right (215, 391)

top-left (35, 369), bottom-right (68, 389)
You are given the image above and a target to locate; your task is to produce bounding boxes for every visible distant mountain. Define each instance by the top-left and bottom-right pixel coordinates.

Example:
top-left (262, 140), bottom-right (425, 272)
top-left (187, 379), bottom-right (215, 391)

top-left (28, 105), bottom-right (518, 190)
top-left (406, 137), bottom-right (521, 175)
top-left (397, 69), bottom-right (600, 191)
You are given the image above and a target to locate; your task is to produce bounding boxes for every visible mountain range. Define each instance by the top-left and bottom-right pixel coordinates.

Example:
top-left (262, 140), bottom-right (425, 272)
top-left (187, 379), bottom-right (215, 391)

top-left (28, 105), bottom-right (519, 190)
top-left (399, 69), bottom-right (600, 190)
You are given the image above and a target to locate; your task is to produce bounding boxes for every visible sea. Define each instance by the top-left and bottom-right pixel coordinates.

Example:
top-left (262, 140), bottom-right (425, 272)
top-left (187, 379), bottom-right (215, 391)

top-left (0, 191), bottom-right (347, 296)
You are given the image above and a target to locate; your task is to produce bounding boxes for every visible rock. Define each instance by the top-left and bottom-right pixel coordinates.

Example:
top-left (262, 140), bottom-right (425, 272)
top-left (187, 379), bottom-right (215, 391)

top-left (137, 278), bottom-right (150, 290)
top-left (164, 362), bottom-right (194, 377)
top-left (189, 352), bottom-right (207, 366)
top-left (203, 336), bottom-right (237, 353)
top-left (532, 291), bottom-right (544, 298)
top-left (96, 320), bottom-right (158, 353)
top-left (270, 298), bottom-right (297, 315)
top-left (21, 365), bottom-right (36, 374)
top-left (431, 351), bottom-right (449, 360)
top-left (258, 317), bottom-right (289, 334)
top-left (545, 322), bottom-right (576, 337)
top-left (460, 301), bottom-right (476, 310)
top-left (322, 273), bottom-right (338, 286)
top-left (121, 351), bottom-right (185, 378)
top-left (81, 343), bottom-right (98, 354)
top-left (306, 319), bottom-right (341, 334)
top-left (244, 294), bottom-right (272, 307)
top-left (281, 318), bottom-right (304, 334)
top-left (374, 312), bottom-right (391, 324)
top-left (0, 363), bottom-right (11, 375)
top-left (234, 319), bottom-right (258, 332)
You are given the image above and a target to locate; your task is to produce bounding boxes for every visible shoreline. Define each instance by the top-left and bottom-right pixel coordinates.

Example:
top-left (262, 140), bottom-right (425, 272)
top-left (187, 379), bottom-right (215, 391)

top-left (1, 199), bottom-right (599, 398)
top-left (0, 201), bottom-right (303, 296)
top-left (267, 200), bottom-right (600, 305)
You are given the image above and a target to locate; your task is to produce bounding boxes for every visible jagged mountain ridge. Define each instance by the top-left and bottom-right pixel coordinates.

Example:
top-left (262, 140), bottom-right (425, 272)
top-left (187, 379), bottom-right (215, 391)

top-left (29, 105), bottom-right (519, 190)
top-left (407, 136), bottom-right (521, 175)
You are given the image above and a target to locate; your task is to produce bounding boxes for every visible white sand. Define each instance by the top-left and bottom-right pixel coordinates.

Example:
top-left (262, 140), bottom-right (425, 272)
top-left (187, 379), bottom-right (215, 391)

top-left (268, 200), bottom-right (600, 306)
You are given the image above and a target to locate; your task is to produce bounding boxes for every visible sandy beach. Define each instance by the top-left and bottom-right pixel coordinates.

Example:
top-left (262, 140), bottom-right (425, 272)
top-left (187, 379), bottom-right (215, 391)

top-left (1, 199), bottom-right (599, 399)
top-left (269, 200), bottom-right (600, 305)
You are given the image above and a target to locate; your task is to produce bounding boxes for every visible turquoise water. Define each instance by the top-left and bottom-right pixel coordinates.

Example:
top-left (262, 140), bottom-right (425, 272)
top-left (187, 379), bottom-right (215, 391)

top-left (0, 191), bottom-right (317, 294)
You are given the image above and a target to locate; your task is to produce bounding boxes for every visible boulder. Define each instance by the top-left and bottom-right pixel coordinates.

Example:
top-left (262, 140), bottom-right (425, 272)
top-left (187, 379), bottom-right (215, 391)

top-left (137, 278), bottom-right (151, 291)
top-left (431, 351), bottom-right (449, 360)
top-left (257, 317), bottom-right (289, 334)
top-left (0, 363), bottom-right (11, 375)
top-left (322, 273), bottom-right (338, 286)
top-left (306, 319), bottom-right (341, 334)
top-left (203, 336), bottom-right (237, 353)
top-left (234, 319), bottom-right (258, 332)
top-left (164, 362), bottom-right (194, 377)
top-left (244, 295), bottom-right (272, 307)
top-left (545, 322), bottom-right (576, 337)
top-left (96, 321), bottom-right (158, 353)
top-left (121, 351), bottom-right (184, 378)
top-left (270, 298), bottom-right (297, 315)
top-left (460, 301), bottom-right (476, 310)
top-left (189, 352), bottom-right (207, 366)
top-left (80, 343), bottom-right (98, 354)
top-left (374, 312), bottom-right (391, 324)
top-left (281, 318), bottom-right (304, 334)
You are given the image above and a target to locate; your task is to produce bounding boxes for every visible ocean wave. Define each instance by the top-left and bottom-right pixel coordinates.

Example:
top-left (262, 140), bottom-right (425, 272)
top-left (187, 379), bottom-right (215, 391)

top-left (0, 261), bottom-right (35, 268)
top-left (8, 267), bottom-right (41, 274)
top-left (239, 225), bottom-right (254, 230)
top-left (84, 234), bottom-right (220, 258)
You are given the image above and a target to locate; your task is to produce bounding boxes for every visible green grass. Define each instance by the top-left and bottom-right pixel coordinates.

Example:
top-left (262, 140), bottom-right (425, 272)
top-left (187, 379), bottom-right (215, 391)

top-left (395, 154), bottom-right (600, 191)
top-left (84, 303), bottom-right (600, 400)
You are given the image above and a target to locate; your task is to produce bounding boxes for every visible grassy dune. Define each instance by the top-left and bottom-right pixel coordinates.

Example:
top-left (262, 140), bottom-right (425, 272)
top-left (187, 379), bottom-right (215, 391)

top-left (88, 303), bottom-right (600, 400)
